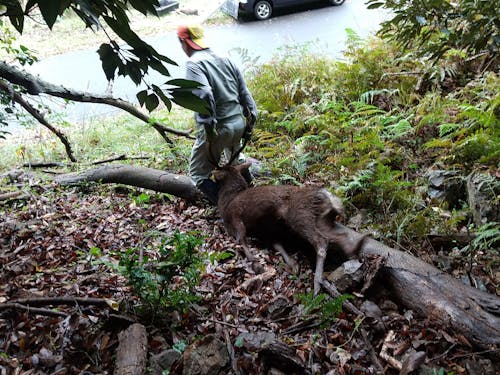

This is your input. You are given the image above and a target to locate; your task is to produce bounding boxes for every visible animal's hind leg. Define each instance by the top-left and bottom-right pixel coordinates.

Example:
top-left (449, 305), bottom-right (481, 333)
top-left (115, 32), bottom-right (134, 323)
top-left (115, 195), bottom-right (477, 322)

top-left (313, 241), bottom-right (328, 296)
top-left (272, 242), bottom-right (299, 274)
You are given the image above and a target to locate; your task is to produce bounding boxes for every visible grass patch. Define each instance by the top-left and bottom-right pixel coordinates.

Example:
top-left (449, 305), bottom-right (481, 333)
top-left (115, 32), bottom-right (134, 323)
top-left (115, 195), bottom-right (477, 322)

top-left (0, 106), bottom-right (195, 172)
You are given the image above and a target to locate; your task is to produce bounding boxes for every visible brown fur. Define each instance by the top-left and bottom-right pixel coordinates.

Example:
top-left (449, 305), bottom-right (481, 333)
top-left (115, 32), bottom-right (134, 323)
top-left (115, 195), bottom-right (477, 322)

top-left (213, 162), bottom-right (358, 295)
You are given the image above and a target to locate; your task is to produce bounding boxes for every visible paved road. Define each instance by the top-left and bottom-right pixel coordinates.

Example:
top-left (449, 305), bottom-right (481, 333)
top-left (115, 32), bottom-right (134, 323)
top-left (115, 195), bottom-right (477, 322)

top-left (27, 0), bottom-right (388, 122)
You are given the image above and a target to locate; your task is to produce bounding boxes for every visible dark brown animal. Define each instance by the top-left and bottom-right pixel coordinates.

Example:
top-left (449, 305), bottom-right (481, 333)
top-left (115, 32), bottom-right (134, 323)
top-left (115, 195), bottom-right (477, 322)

top-left (213, 162), bottom-right (361, 295)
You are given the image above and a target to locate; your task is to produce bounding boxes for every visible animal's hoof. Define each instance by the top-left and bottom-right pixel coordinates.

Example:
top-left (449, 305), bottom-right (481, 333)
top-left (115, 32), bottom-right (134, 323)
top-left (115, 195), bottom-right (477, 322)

top-left (287, 260), bottom-right (299, 275)
top-left (252, 261), bottom-right (265, 274)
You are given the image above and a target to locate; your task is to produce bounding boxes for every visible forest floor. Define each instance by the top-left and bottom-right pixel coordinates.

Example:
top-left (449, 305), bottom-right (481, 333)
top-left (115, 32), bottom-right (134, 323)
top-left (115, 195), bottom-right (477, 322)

top-left (0, 175), bottom-right (498, 374)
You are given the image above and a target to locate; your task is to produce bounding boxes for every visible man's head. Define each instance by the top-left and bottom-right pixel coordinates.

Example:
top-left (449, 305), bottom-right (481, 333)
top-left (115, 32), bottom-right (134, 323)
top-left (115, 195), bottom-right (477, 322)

top-left (177, 24), bottom-right (208, 56)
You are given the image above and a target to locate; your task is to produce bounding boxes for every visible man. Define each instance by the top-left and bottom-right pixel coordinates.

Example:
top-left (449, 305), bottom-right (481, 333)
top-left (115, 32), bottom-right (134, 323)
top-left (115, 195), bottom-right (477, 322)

top-left (177, 24), bottom-right (257, 204)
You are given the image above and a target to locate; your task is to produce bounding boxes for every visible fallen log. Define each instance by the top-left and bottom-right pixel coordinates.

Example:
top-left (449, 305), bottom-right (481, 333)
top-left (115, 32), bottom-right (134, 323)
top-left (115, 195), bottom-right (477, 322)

top-left (114, 323), bottom-right (148, 375)
top-left (332, 224), bottom-right (500, 348)
top-left (55, 164), bottom-right (202, 201)
top-left (0, 191), bottom-right (28, 202)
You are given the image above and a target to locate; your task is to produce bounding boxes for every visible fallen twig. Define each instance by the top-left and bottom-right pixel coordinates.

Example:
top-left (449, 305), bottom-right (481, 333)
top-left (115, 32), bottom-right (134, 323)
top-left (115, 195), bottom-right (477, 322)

top-left (282, 318), bottom-right (321, 336)
top-left (0, 191), bottom-right (28, 201)
top-left (92, 154), bottom-right (150, 165)
top-left (23, 162), bottom-right (66, 168)
top-left (322, 280), bottom-right (384, 374)
top-left (379, 330), bottom-right (402, 370)
top-left (0, 303), bottom-right (67, 318)
top-left (2, 296), bottom-right (117, 309)
top-left (224, 330), bottom-right (240, 375)
top-left (205, 318), bottom-right (239, 328)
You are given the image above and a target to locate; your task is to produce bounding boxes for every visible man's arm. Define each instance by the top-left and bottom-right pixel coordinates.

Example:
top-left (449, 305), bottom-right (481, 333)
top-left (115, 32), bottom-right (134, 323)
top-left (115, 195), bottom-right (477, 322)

top-left (186, 61), bottom-right (217, 128)
top-left (231, 61), bottom-right (258, 119)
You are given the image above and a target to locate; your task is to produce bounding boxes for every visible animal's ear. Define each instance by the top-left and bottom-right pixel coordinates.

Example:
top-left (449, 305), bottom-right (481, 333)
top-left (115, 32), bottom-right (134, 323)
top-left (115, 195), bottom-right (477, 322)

top-left (212, 169), bottom-right (226, 181)
top-left (236, 162), bottom-right (252, 173)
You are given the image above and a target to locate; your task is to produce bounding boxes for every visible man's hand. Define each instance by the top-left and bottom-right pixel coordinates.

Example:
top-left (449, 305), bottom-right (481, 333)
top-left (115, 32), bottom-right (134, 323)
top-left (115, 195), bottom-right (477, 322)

top-left (243, 107), bottom-right (256, 142)
top-left (204, 122), bottom-right (218, 141)
top-left (242, 125), bottom-right (253, 142)
top-left (244, 107), bottom-right (257, 130)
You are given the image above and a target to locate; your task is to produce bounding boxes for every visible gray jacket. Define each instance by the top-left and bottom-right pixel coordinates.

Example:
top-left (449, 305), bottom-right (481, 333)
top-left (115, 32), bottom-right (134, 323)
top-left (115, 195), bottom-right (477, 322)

top-left (186, 49), bottom-right (257, 128)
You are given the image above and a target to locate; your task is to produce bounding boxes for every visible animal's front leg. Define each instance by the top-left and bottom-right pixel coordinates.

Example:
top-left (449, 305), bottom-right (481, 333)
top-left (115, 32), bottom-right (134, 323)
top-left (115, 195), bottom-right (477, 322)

top-left (232, 219), bottom-right (264, 274)
top-left (313, 244), bottom-right (327, 296)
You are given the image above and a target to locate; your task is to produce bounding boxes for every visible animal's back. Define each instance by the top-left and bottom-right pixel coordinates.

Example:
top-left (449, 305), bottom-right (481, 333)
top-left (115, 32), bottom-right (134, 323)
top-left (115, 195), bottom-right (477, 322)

top-left (223, 185), bottom-right (298, 227)
top-left (284, 187), bottom-right (344, 241)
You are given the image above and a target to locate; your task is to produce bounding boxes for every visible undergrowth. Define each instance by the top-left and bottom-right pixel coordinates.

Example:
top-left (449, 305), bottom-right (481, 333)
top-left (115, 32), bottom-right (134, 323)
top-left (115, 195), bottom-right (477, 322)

top-left (247, 31), bottom-right (499, 254)
top-left (114, 230), bottom-right (207, 318)
top-left (1, 29), bottom-right (498, 291)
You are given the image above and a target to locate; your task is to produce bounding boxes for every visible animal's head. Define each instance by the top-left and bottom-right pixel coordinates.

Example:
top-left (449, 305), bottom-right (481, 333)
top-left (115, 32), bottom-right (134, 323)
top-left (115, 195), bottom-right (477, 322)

top-left (212, 162), bottom-right (252, 187)
top-left (212, 161), bottom-right (252, 182)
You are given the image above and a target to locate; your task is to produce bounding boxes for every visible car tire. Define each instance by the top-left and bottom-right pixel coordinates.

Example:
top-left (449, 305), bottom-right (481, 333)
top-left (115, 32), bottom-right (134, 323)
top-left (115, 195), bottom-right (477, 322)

top-left (254, 0), bottom-right (272, 20)
top-left (329, 0), bottom-right (345, 5)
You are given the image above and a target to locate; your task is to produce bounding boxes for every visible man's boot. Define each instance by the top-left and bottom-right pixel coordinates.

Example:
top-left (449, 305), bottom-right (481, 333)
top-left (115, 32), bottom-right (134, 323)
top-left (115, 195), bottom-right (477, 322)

top-left (198, 179), bottom-right (219, 205)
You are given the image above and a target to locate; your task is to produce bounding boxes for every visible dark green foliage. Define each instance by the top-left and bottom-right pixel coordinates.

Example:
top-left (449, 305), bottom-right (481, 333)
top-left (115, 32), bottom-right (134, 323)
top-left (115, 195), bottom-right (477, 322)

top-left (298, 291), bottom-right (353, 327)
top-left (366, 0), bottom-right (499, 62)
top-left (247, 30), bottom-right (498, 254)
top-left (116, 230), bottom-right (206, 314)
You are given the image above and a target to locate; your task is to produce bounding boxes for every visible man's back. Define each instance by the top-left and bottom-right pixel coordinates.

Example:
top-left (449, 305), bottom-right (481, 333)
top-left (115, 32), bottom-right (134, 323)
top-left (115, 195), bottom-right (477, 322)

top-left (187, 50), bottom-right (244, 120)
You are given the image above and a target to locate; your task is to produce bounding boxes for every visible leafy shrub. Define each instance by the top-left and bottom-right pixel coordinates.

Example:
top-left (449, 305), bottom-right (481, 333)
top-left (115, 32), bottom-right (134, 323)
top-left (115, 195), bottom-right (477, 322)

top-left (248, 44), bottom-right (338, 115)
top-left (331, 30), bottom-right (417, 103)
top-left (367, 0), bottom-right (500, 62)
top-left (116, 230), bottom-right (206, 315)
top-left (339, 162), bottom-right (413, 214)
top-left (297, 292), bottom-right (353, 327)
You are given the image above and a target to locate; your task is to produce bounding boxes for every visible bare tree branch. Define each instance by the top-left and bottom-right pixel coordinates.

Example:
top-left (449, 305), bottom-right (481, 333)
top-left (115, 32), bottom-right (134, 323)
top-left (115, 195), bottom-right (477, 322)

top-left (0, 62), bottom-right (195, 140)
top-left (0, 79), bottom-right (77, 162)
top-left (55, 164), bottom-right (202, 201)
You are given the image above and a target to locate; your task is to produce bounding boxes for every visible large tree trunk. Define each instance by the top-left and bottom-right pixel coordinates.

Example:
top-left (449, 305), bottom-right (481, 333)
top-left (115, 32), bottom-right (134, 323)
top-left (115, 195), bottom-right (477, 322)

top-left (56, 164), bottom-right (201, 201)
top-left (333, 224), bottom-right (500, 348)
top-left (55, 165), bottom-right (500, 348)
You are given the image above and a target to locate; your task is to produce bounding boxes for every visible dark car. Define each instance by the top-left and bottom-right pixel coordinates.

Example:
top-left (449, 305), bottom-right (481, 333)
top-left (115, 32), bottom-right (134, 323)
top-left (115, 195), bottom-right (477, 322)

top-left (238, 0), bottom-right (345, 20)
top-left (155, 0), bottom-right (179, 15)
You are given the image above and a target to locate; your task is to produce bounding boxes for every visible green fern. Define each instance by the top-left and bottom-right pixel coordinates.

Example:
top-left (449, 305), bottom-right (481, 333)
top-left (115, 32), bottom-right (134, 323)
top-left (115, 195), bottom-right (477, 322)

top-left (339, 168), bottom-right (374, 194)
top-left (468, 222), bottom-right (500, 253)
top-left (360, 88), bottom-right (399, 104)
top-left (438, 122), bottom-right (461, 137)
top-left (384, 118), bottom-right (414, 139)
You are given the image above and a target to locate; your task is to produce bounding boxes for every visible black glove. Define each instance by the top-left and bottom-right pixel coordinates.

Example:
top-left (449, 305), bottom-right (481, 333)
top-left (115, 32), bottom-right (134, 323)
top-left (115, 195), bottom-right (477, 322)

top-left (204, 121), bottom-right (218, 142)
top-left (242, 125), bottom-right (253, 142)
top-left (244, 106), bottom-right (256, 129)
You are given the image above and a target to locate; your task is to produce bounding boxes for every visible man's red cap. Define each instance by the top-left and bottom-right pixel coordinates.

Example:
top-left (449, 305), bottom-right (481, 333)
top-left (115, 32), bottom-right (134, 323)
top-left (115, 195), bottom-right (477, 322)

top-left (177, 25), bottom-right (208, 51)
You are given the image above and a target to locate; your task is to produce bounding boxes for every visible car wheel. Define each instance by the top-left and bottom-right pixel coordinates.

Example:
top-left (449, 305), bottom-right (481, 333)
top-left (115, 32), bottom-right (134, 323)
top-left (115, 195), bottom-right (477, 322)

top-left (329, 0), bottom-right (345, 5)
top-left (254, 0), bottom-right (272, 20)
